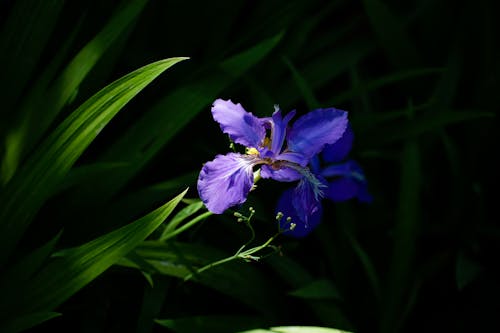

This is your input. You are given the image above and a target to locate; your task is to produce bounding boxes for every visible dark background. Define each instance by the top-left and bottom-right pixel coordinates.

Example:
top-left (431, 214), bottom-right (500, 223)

top-left (0, 0), bottom-right (498, 332)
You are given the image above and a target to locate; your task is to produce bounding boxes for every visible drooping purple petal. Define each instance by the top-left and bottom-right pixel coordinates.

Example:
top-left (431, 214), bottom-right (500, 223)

top-left (287, 108), bottom-right (348, 159)
top-left (291, 176), bottom-right (324, 227)
top-left (276, 188), bottom-right (322, 238)
top-left (260, 165), bottom-right (301, 182)
top-left (211, 99), bottom-right (265, 148)
top-left (197, 153), bottom-right (257, 214)
top-left (322, 125), bottom-right (354, 163)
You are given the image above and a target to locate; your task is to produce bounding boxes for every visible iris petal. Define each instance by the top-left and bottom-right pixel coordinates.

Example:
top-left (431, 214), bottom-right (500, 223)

top-left (211, 99), bottom-right (265, 148)
top-left (322, 125), bottom-right (354, 163)
top-left (287, 108), bottom-right (348, 159)
top-left (260, 165), bottom-right (301, 182)
top-left (292, 177), bottom-right (324, 227)
top-left (276, 188), bottom-right (322, 238)
top-left (325, 178), bottom-right (360, 202)
top-left (197, 153), bottom-right (257, 214)
top-left (270, 108), bottom-right (296, 154)
top-left (323, 161), bottom-right (372, 203)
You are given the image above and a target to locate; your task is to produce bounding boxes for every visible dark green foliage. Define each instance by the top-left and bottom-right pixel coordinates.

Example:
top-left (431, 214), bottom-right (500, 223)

top-left (0, 0), bottom-right (497, 332)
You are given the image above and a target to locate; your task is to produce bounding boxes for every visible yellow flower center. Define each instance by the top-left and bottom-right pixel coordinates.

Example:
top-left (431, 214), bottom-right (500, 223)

top-left (246, 147), bottom-right (260, 155)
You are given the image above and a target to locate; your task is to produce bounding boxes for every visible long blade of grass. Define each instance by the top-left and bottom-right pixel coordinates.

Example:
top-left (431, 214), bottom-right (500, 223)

top-left (362, 0), bottom-right (419, 68)
top-left (0, 0), bottom-right (64, 125)
top-left (20, 0), bottom-right (148, 172)
top-left (0, 57), bottom-right (188, 266)
top-left (0, 312), bottom-right (61, 333)
top-left (0, 189), bottom-right (186, 332)
top-left (380, 126), bottom-right (420, 332)
top-left (236, 326), bottom-right (352, 333)
top-left (155, 315), bottom-right (265, 333)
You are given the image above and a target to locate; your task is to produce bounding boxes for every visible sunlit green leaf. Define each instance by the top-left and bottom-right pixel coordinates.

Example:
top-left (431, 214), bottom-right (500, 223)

top-left (2, 190), bottom-right (186, 329)
top-left (236, 326), bottom-right (352, 333)
top-left (0, 57), bottom-right (188, 266)
top-left (161, 200), bottom-right (205, 238)
top-left (155, 315), bottom-right (265, 333)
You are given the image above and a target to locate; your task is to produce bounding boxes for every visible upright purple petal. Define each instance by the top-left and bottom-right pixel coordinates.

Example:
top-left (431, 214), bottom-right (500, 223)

top-left (287, 108), bottom-right (348, 159)
top-left (276, 188), bottom-right (322, 238)
top-left (197, 153), bottom-right (257, 214)
top-left (322, 125), bottom-right (354, 163)
top-left (269, 108), bottom-right (296, 154)
top-left (211, 99), bottom-right (265, 148)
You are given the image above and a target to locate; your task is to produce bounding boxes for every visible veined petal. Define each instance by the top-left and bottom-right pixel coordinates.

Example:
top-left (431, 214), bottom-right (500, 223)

top-left (197, 153), bottom-right (257, 214)
top-left (269, 107), bottom-right (296, 154)
top-left (287, 108), bottom-right (348, 159)
top-left (211, 99), bottom-right (265, 148)
top-left (291, 176), bottom-right (324, 227)
top-left (276, 188), bottom-right (322, 238)
top-left (276, 151), bottom-right (309, 167)
top-left (260, 165), bottom-right (301, 182)
top-left (322, 125), bottom-right (354, 163)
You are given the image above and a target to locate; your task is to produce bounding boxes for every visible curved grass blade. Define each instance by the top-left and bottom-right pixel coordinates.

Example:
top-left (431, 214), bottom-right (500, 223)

top-left (362, 0), bottom-right (419, 68)
top-left (0, 312), bottom-right (61, 333)
top-left (155, 315), bottom-right (265, 333)
top-left (1, 0), bottom-right (148, 182)
top-left (0, 0), bottom-right (64, 124)
top-left (1, 190), bottom-right (186, 331)
top-left (0, 57), bottom-right (189, 266)
top-left (236, 326), bottom-right (352, 333)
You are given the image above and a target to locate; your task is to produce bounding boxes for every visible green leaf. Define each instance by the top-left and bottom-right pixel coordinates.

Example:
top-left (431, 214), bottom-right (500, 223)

top-left (362, 0), bottom-right (419, 68)
top-left (161, 200), bottom-right (205, 238)
top-left (0, 57), bottom-right (188, 266)
top-left (118, 241), bottom-right (283, 317)
top-left (155, 315), bottom-right (265, 333)
top-left (0, 231), bottom-right (62, 291)
top-left (13, 0), bottom-right (149, 174)
top-left (288, 279), bottom-right (341, 301)
top-left (381, 115), bottom-right (421, 332)
top-left (282, 56), bottom-right (319, 109)
top-left (0, 0), bottom-right (64, 123)
top-left (328, 67), bottom-right (443, 105)
top-left (359, 110), bottom-right (494, 148)
top-left (0, 312), bottom-right (61, 333)
top-left (236, 326), bottom-right (352, 333)
top-left (456, 252), bottom-right (483, 290)
top-left (3, 190), bottom-right (186, 327)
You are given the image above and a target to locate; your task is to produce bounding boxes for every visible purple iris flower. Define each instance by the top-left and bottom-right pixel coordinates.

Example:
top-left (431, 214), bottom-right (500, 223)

top-left (276, 126), bottom-right (372, 237)
top-left (197, 99), bottom-right (348, 215)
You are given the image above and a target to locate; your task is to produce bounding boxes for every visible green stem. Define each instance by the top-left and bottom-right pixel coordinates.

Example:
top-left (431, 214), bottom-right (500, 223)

top-left (162, 211), bottom-right (212, 241)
